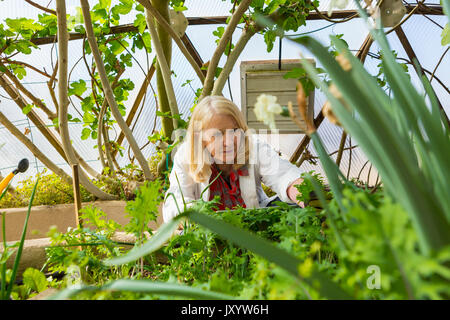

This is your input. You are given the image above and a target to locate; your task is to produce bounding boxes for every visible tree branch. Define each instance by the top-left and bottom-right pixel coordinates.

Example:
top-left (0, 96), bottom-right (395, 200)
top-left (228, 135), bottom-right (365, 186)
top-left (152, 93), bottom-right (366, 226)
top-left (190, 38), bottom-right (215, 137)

top-left (136, 0), bottom-right (205, 82)
top-left (144, 5), bottom-right (180, 130)
top-left (0, 72), bottom-right (100, 179)
top-left (1, 59), bottom-right (53, 78)
top-left (200, 0), bottom-right (252, 100)
top-left (57, 0), bottom-right (117, 200)
top-left (0, 61), bottom-right (57, 121)
top-left (0, 111), bottom-right (72, 184)
top-left (212, 23), bottom-right (257, 95)
top-left (113, 63), bottom-right (156, 158)
top-left (80, 0), bottom-right (154, 181)
top-left (98, 68), bottom-right (124, 175)
top-left (24, 0), bottom-right (56, 15)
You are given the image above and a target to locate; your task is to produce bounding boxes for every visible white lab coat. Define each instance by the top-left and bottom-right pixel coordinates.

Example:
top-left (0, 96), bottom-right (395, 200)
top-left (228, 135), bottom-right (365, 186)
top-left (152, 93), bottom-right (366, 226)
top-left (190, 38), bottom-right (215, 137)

top-left (162, 137), bottom-right (304, 222)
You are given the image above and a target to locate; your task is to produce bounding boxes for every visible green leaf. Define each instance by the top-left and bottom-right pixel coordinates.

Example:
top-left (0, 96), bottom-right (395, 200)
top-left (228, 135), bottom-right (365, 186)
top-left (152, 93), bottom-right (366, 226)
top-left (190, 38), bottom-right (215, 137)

top-left (264, 29), bottom-right (277, 52)
top-left (250, 0), bottom-right (264, 9)
top-left (283, 67), bottom-right (306, 79)
top-left (10, 64), bottom-right (26, 79)
top-left (441, 23), bottom-right (450, 46)
top-left (5, 177), bottom-right (40, 299)
top-left (133, 13), bottom-right (147, 34)
top-left (83, 111), bottom-right (96, 124)
top-left (111, 0), bottom-right (133, 16)
top-left (22, 268), bottom-right (48, 293)
top-left (68, 80), bottom-right (87, 96)
top-left (123, 180), bottom-right (163, 238)
top-left (109, 39), bottom-right (128, 55)
top-left (22, 104), bottom-right (33, 115)
top-left (135, 4), bottom-right (144, 12)
top-left (185, 208), bottom-right (351, 299)
top-left (212, 26), bottom-right (225, 45)
top-left (48, 280), bottom-right (235, 300)
top-left (93, 0), bottom-right (111, 10)
top-left (52, 117), bottom-right (59, 129)
top-left (141, 32), bottom-right (151, 51)
top-left (103, 218), bottom-right (180, 266)
top-left (81, 128), bottom-right (91, 140)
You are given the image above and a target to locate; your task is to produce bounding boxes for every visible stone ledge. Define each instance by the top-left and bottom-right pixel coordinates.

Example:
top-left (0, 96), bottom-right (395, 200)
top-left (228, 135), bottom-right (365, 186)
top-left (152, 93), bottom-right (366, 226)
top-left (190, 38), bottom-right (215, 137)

top-left (0, 200), bottom-right (164, 242)
top-left (0, 231), bottom-right (169, 277)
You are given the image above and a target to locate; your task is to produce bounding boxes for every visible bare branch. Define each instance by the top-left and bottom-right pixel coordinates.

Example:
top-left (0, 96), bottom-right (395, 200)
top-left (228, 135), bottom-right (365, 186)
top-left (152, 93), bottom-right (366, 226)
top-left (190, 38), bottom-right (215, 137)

top-left (144, 6), bottom-right (180, 130)
top-left (80, 0), bottom-right (154, 181)
top-left (0, 60), bottom-right (57, 120)
top-left (136, 0), bottom-right (205, 82)
top-left (200, 0), bottom-right (252, 100)
top-left (212, 24), bottom-right (257, 95)
top-left (56, 0), bottom-right (118, 199)
top-left (24, 0), bottom-right (56, 15)
top-left (0, 111), bottom-right (72, 184)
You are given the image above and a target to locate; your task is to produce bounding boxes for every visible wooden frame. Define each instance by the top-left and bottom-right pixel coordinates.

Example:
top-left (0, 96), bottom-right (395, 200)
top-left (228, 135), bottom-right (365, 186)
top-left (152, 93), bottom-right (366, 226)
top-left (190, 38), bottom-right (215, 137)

top-left (240, 59), bottom-right (315, 134)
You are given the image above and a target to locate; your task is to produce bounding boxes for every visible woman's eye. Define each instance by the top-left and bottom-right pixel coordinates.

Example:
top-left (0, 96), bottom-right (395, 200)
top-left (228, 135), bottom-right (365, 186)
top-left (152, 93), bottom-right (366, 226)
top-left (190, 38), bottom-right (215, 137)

top-left (226, 128), bottom-right (239, 134)
top-left (232, 128), bottom-right (243, 135)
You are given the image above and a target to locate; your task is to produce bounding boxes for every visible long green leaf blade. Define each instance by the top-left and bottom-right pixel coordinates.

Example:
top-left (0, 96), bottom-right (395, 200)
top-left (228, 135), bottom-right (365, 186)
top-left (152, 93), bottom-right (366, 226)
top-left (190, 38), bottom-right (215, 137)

top-left (48, 280), bottom-right (235, 300)
top-left (5, 177), bottom-right (40, 299)
top-left (104, 217), bottom-right (179, 266)
top-left (186, 209), bottom-right (351, 299)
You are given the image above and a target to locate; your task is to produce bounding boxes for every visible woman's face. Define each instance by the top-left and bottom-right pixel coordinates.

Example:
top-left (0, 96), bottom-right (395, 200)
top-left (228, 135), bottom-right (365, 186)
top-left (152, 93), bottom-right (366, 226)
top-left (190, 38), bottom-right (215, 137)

top-left (202, 114), bottom-right (244, 164)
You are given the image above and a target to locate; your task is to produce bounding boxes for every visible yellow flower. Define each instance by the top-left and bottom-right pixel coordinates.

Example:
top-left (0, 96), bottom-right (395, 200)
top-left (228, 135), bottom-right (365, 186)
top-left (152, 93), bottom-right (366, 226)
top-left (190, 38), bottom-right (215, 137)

top-left (298, 257), bottom-right (314, 278)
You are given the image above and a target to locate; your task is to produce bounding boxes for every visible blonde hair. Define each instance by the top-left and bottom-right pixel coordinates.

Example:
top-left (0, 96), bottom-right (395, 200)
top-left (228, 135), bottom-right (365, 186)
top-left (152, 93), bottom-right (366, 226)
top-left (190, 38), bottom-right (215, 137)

top-left (185, 96), bottom-right (251, 183)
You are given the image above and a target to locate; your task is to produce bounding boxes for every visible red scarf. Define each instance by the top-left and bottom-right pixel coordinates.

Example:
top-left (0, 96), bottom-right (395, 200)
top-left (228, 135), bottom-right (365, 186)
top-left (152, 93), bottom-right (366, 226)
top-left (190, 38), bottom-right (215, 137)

top-left (208, 163), bottom-right (249, 211)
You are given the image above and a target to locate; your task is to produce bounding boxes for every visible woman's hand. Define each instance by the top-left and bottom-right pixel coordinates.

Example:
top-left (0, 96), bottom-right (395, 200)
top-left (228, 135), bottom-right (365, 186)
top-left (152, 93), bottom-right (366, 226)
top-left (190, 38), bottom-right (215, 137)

top-left (287, 177), bottom-right (305, 208)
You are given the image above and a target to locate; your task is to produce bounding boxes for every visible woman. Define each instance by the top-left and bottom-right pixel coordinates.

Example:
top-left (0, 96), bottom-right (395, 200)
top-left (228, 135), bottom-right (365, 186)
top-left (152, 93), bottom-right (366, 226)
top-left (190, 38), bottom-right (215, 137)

top-left (162, 95), bottom-right (305, 223)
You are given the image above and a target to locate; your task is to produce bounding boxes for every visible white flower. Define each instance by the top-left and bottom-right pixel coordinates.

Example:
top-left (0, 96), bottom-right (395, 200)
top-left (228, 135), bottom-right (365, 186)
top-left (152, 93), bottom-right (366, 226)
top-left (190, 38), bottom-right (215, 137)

top-left (65, 264), bottom-right (82, 287)
top-left (328, 0), bottom-right (350, 16)
top-left (253, 94), bottom-right (282, 130)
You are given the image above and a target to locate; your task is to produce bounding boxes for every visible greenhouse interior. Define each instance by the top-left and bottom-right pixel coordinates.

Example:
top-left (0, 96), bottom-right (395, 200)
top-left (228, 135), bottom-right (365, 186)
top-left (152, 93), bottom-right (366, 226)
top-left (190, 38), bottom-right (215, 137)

top-left (0, 0), bottom-right (449, 302)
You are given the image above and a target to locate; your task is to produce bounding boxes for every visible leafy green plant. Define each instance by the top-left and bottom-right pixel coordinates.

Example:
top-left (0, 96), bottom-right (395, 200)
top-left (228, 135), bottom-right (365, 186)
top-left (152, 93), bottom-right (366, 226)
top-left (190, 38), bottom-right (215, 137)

top-left (291, 10), bottom-right (450, 255)
top-left (43, 179), bottom-right (163, 291)
top-left (46, 185), bottom-right (343, 300)
top-left (87, 3), bottom-right (450, 300)
top-left (123, 179), bottom-right (164, 239)
top-left (19, 1), bottom-right (448, 301)
top-left (1, 176), bottom-right (40, 300)
top-left (13, 267), bottom-right (50, 300)
top-left (0, 168), bottom-right (128, 209)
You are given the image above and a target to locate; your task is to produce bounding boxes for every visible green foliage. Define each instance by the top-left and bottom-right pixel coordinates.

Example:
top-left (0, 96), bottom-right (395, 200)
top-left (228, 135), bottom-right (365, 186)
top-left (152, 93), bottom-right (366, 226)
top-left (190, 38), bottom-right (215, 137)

top-left (7, 267), bottom-right (50, 300)
top-left (374, 50), bottom-right (409, 90)
top-left (0, 1), bottom-right (150, 163)
top-left (0, 168), bottom-right (125, 209)
top-left (49, 8), bottom-right (448, 297)
top-left (124, 179), bottom-right (164, 239)
top-left (252, 0), bottom-right (319, 52)
top-left (294, 31), bottom-right (450, 253)
top-left (441, 23), bottom-right (449, 46)
top-left (213, 26), bottom-right (234, 55)
top-left (329, 188), bottom-right (450, 299)
top-left (22, 267), bottom-right (48, 294)
top-left (44, 179), bottom-right (166, 295)
top-left (43, 165), bottom-right (450, 300)
top-left (1, 176), bottom-right (40, 300)
top-left (3, 0), bottom-right (447, 301)
top-left (44, 206), bottom-right (130, 288)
